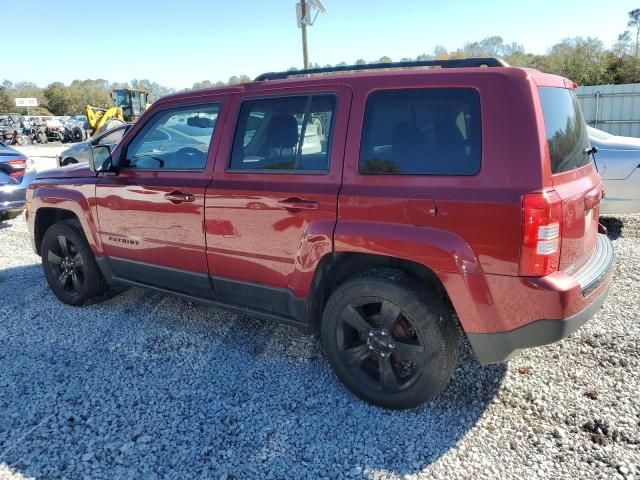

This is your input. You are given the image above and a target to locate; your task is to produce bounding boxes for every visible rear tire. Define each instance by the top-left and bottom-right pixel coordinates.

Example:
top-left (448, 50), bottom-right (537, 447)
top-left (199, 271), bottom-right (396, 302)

top-left (41, 220), bottom-right (109, 306)
top-left (321, 270), bottom-right (458, 409)
top-left (71, 126), bottom-right (84, 143)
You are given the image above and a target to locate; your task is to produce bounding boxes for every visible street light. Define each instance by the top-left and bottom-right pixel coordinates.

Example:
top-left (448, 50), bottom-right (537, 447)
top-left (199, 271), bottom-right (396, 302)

top-left (296, 0), bottom-right (326, 69)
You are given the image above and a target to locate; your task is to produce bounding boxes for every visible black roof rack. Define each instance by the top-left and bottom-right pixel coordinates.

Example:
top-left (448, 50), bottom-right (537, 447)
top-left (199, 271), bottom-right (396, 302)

top-left (255, 57), bottom-right (509, 81)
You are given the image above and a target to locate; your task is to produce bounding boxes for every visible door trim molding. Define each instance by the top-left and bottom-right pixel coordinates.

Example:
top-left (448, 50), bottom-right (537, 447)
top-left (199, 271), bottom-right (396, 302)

top-left (95, 256), bottom-right (310, 331)
top-left (108, 256), bottom-right (212, 298)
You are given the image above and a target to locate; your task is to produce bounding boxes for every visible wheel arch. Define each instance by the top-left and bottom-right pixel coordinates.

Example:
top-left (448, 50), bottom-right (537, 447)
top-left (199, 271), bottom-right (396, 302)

top-left (31, 184), bottom-right (102, 257)
top-left (34, 207), bottom-right (80, 255)
top-left (307, 252), bottom-right (452, 333)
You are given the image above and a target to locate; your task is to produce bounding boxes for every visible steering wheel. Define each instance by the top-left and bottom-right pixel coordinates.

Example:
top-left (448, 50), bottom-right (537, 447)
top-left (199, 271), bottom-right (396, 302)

top-left (172, 147), bottom-right (205, 168)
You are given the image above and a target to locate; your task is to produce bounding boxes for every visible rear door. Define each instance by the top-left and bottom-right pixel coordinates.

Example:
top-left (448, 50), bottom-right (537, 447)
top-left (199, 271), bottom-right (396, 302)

top-left (204, 85), bottom-right (351, 313)
top-left (539, 87), bottom-right (603, 269)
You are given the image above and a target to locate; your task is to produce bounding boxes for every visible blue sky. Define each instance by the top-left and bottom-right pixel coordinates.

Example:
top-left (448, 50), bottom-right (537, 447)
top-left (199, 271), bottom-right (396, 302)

top-left (5, 0), bottom-right (638, 88)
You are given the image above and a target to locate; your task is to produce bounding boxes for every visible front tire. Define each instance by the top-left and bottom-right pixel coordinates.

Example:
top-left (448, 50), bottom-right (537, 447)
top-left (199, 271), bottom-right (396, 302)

top-left (321, 270), bottom-right (458, 409)
top-left (41, 220), bottom-right (109, 306)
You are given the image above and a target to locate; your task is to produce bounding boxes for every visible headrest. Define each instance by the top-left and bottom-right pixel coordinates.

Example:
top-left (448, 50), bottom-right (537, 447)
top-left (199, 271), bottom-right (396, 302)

top-left (266, 114), bottom-right (298, 149)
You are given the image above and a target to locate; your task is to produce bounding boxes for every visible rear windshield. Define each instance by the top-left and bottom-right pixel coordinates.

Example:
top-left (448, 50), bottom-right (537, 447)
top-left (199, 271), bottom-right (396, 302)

top-left (539, 87), bottom-right (591, 174)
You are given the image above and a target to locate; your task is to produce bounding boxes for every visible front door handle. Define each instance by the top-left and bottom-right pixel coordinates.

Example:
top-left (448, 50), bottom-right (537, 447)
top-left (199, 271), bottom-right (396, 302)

top-left (277, 197), bottom-right (319, 211)
top-left (164, 191), bottom-right (195, 204)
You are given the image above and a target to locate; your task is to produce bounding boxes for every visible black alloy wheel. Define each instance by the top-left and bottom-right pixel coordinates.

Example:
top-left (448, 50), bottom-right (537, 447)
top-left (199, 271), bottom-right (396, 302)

top-left (321, 271), bottom-right (458, 409)
top-left (40, 220), bottom-right (110, 305)
top-left (46, 234), bottom-right (85, 297)
top-left (336, 298), bottom-right (427, 393)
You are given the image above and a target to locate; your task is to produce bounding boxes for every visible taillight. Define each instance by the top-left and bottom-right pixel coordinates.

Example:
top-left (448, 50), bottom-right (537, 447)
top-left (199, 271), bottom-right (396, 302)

top-left (6, 158), bottom-right (27, 178)
top-left (7, 158), bottom-right (27, 168)
top-left (519, 190), bottom-right (563, 276)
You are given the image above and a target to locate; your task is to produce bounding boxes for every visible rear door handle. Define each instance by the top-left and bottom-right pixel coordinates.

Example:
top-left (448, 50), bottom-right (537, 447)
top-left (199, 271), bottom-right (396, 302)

top-left (164, 191), bottom-right (195, 204)
top-left (277, 197), bottom-right (319, 211)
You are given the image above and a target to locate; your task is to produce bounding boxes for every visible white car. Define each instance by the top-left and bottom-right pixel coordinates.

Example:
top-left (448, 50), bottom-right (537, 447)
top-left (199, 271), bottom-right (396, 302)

top-left (589, 126), bottom-right (640, 214)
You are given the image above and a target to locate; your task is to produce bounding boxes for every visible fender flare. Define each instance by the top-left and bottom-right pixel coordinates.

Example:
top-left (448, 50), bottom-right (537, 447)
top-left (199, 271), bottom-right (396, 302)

top-left (32, 185), bottom-right (103, 255)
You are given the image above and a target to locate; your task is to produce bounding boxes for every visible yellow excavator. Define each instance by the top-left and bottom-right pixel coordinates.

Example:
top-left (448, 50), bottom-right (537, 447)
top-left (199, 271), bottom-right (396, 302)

top-left (85, 88), bottom-right (150, 137)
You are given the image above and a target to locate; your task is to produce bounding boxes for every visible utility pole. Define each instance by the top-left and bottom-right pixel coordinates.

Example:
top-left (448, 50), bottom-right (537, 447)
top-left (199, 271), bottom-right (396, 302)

top-left (295, 0), bottom-right (326, 70)
top-left (301, 0), bottom-right (309, 69)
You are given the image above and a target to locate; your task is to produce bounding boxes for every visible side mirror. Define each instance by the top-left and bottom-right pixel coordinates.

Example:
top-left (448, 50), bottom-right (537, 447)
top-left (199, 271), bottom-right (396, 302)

top-left (89, 145), bottom-right (116, 173)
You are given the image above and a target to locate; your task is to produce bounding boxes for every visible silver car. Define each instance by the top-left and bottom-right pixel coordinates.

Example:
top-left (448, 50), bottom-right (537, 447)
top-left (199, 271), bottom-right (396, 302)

top-left (58, 124), bottom-right (131, 167)
top-left (589, 126), bottom-right (640, 214)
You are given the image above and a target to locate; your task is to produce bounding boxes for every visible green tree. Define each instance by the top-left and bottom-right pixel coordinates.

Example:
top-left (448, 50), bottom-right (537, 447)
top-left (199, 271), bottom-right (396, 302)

top-left (130, 79), bottom-right (174, 102)
top-left (416, 53), bottom-right (434, 61)
top-left (627, 9), bottom-right (640, 56)
top-left (192, 80), bottom-right (214, 89)
top-left (545, 37), bottom-right (609, 85)
top-left (43, 82), bottom-right (69, 115)
top-left (434, 46), bottom-right (448, 59)
top-left (0, 86), bottom-right (13, 113)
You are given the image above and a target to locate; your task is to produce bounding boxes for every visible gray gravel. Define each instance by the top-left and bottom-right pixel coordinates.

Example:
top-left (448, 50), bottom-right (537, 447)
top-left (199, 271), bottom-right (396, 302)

top-left (0, 214), bottom-right (638, 480)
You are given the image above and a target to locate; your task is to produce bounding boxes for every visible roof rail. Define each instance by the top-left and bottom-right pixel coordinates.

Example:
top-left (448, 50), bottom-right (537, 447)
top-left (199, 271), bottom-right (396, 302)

top-left (255, 57), bottom-right (509, 81)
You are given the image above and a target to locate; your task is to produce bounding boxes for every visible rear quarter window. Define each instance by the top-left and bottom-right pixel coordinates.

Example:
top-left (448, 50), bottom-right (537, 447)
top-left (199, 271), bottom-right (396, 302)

top-left (359, 88), bottom-right (481, 175)
top-left (539, 87), bottom-right (591, 174)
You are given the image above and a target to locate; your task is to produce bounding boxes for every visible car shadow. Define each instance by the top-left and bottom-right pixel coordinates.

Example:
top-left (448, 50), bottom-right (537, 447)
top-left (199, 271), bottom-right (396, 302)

top-left (0, 264), bottom-right (506, 479)
top-left (600, 215), bottom-right (623, 240)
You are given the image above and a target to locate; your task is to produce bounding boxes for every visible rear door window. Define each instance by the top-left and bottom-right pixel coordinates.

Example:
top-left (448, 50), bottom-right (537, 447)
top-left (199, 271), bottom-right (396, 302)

top-left (228, 94), bottom-right (336, 172)
top-left (539, 87), bottom-right (591, 174)
top-left (359, 88), bottom-right (482, 175)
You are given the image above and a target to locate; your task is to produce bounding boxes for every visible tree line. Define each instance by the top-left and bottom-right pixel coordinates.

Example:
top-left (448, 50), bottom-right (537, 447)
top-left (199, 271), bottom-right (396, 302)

top-left (2, 9), bottom-right (640, 116)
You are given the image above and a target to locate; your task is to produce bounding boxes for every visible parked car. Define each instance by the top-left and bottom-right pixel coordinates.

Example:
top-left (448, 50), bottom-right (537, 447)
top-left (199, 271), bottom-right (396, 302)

top-left (588, 126), bottom-right (640, 214)
top-left (0, 114), bottom-right (25, 145)
top-left (0, 141), bottom-right (33, 220)
top-left (26, 58), bottom-right (614, 409)
top-left (58, 124), bottom-right (132, 166)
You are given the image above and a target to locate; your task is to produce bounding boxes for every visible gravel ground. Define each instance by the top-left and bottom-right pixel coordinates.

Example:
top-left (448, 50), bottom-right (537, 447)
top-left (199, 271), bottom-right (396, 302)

top-left (0, 214), bottom-right (638, 480)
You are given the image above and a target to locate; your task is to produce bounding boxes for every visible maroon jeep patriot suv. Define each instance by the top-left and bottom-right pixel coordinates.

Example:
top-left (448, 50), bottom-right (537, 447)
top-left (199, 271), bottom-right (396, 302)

top-left (26, 58), bottom-right (614, 409)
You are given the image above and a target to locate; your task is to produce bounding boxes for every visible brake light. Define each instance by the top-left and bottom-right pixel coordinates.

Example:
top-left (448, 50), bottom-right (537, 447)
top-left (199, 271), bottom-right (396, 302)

top-left (519, 190), bottom-right (563, 276)
top-left (6, 158), bottom-right (27, 178)
top-left (7, 158), bottom-right (27, 168)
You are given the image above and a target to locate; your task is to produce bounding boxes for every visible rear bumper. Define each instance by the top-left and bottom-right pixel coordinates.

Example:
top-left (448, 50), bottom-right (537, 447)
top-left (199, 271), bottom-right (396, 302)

top-left (461, 233), bottom-right (614, 364)
top-left (467, 281), bottom-right (610, 363)
top-left (0, 183), bottom-right (28, 217)
top-left (0, 200), bottom-right (25, 214)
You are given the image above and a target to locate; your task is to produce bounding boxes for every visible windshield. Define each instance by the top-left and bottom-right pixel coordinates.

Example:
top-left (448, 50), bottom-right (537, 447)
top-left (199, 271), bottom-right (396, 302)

top-left (539, 87), bottom-right (591, 174)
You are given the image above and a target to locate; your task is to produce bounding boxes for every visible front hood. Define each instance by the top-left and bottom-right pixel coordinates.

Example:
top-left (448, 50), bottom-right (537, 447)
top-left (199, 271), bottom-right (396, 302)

top-left (590, 133), bottom-right (640, 151)
top-left (36, 162), bottom-right (93, 179)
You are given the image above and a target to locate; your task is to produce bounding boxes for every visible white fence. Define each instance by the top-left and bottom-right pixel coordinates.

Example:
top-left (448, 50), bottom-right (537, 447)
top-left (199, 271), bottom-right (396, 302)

top-left (576, 83), bottom-right (640, 137)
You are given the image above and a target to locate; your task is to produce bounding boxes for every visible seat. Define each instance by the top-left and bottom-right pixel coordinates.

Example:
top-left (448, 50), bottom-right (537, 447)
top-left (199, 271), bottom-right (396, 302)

top-left (391, 122), bottom-right (426, 173)
top-left (434, 121), bottom-right (467, 169)
top-left (263, 114), bottom-right (299, 154)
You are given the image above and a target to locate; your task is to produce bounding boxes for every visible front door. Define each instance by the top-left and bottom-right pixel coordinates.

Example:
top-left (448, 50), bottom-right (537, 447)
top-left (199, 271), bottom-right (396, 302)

top-left (205, 85), bottom-right (351, 316)
top-left (96, 98), bottom-right (229, 296)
